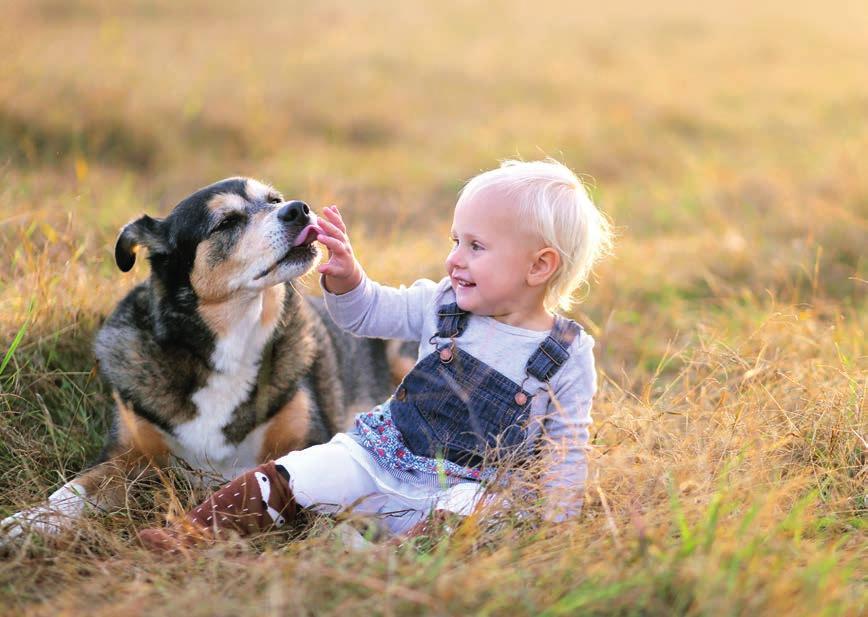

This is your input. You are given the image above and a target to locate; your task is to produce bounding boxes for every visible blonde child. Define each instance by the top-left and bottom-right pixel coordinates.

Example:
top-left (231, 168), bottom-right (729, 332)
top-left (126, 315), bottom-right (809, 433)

top-left (138, 159), bottom-right (612, 551)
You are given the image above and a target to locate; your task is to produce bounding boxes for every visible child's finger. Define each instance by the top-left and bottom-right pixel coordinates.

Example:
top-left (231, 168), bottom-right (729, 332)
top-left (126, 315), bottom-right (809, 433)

top-left (318, 217), bottom-right (347, 241)
top-left (331, 207), bottom-right (348, 234)
top-left (317, 262), bottom-right (348, 277)
top-left (322, 206), bottom-right (347, 234)
top-left (318, 236), bottom-right (352, 264)
top-left (319, 207), bottom-right (342, 232)
top-left (316, 233), bottom-right (347, 254)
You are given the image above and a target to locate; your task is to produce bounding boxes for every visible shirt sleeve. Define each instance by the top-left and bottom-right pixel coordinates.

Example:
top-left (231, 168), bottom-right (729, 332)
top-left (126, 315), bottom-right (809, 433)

top-left (537, 333), bottom-right (597, 522)
top-left (321, 271), bottom-right (444, 341)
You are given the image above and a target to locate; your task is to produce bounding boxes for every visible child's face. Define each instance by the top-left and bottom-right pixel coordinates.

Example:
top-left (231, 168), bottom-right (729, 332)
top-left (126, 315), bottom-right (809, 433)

top-left (445, 189), bottom-right (544, 318)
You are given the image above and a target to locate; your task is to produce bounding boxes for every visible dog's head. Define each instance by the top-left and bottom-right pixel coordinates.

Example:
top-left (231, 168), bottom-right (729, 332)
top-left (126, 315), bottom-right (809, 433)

top-left (115, 177), bottom-right (321, 302)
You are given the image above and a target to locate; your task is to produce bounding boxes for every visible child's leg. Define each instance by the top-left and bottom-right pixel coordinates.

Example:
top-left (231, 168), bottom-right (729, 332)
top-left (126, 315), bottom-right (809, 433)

top-left (282, 448), bottom-right (487, 538)
top-left (274, 443), bottom-right (381, 515)
top-left (396, 482), bottom-right (486, 538)
top-left (137, 440), bottom-right (382, 553)
top-left (137, 460), bottom-right (295, 552)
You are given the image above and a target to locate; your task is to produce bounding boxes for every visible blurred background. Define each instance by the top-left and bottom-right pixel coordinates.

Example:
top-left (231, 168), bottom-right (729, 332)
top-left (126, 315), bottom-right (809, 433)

top-left (1, 1), bottom-right (865, 342)
top-left (0, 1), bottom-right (865, 614)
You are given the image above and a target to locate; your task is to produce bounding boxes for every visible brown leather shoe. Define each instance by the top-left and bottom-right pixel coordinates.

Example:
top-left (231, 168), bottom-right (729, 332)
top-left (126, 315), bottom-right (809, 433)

top-left (138, 461), bottom-right (297, 554)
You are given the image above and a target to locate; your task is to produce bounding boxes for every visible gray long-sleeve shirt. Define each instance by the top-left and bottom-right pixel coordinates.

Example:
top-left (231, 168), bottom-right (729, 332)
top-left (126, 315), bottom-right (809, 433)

top-left (322, 273), bottom-right (596, 519)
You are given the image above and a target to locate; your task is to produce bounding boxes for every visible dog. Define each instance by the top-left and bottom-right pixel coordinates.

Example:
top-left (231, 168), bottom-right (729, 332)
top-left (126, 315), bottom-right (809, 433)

top-left (2, 177), bottom-right (409, 543)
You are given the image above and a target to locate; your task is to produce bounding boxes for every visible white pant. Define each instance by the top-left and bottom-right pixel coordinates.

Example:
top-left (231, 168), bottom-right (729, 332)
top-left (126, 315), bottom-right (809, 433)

top-left (274, 436), bottom-right (484, 535)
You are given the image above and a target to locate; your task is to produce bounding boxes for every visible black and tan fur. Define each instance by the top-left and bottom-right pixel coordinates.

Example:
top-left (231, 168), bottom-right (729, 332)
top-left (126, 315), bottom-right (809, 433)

top-left (2, 177), bottom-right (408, 541)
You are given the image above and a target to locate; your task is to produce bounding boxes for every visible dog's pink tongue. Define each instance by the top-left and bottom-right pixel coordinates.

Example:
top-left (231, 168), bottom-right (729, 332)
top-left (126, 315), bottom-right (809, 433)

top-left (293, 218), bottom-right (323, 247)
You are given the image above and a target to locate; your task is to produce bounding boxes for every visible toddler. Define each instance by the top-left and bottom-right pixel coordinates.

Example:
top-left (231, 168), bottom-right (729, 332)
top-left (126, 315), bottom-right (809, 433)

top-left (138, 159), bottom-right (612, 551)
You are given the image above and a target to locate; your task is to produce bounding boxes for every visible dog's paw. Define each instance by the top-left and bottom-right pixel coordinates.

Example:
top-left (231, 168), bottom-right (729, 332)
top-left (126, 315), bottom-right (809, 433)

top-left (1, 507), bottom-right (63, 541)
top-left (0, 483), bottom-right (90, 546)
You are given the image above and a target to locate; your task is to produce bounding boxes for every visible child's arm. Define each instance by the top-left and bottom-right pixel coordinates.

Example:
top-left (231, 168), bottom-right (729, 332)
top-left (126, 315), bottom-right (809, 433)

top-left (537, 338), bottom-right (598, 522)
top-left (315, 205), bottom-right (440, 341)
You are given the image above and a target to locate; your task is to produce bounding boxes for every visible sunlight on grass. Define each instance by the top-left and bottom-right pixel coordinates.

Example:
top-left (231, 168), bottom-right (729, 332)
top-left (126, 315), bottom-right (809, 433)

top-left (0, 0), bottom-right (865, 615)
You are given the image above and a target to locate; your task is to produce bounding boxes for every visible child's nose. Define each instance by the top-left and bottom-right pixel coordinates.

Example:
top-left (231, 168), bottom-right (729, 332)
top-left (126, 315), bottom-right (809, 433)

top-left (446, 247), bottom-right (463, 269)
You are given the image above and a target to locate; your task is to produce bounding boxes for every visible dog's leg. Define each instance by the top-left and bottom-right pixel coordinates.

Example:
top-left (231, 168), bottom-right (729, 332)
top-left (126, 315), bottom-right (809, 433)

top-left (1, 463), bottom-right (119, 540)
top-left (1, 482), bottom-right (90, 541)
top-left (1, 393), bottom-right (168, 545)
top-left (0, 451), bottom-right (158, 544)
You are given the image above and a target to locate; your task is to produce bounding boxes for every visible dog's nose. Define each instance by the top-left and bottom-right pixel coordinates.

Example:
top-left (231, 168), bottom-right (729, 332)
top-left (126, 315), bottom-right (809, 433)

top-left (278, 201), bottom-right (310, 224)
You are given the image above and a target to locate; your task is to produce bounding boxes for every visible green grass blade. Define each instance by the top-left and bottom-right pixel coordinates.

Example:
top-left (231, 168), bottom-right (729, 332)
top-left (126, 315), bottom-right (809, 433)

top-left (1, 301), bottom-right (34, 376)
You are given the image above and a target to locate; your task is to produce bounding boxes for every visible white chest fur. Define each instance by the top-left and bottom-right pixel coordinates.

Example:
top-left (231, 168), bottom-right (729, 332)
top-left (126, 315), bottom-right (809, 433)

top-left (170, 293), bottom-right (278, 481)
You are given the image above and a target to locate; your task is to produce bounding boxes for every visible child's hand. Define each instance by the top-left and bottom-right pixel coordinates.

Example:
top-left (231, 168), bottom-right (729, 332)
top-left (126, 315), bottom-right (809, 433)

top-left (316, 205), bottom-right (363, 295)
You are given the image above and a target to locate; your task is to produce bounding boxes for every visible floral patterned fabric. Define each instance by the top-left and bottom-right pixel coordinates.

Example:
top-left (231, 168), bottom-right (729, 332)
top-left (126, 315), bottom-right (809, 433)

top-left (353, 403), bottom-right (496, 482)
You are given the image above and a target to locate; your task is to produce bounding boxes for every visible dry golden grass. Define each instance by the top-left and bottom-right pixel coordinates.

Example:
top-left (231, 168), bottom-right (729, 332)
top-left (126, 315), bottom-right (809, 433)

top-left (0, 1), bottom-right (865, 615)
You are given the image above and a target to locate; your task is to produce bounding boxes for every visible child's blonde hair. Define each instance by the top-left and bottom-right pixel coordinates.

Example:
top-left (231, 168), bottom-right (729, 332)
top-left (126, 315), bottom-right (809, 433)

top-left (457, 158), bottom-right (612, 312)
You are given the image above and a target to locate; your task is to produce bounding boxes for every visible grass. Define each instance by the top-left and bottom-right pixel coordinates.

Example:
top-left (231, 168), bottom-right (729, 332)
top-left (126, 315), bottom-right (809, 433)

top-left (0, 0), bottom-right (866, 615)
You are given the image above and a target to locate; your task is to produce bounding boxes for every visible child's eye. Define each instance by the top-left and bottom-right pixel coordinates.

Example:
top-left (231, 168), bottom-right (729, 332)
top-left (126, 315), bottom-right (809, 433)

top-left (449, 236), bottom-right (459, 245)
top-left (471, 242), bottom-right (483, 251)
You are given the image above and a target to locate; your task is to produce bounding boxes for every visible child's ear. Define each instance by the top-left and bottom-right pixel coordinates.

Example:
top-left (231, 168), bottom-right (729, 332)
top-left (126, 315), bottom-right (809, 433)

top-left (527, 247), bottom-right (559, 287)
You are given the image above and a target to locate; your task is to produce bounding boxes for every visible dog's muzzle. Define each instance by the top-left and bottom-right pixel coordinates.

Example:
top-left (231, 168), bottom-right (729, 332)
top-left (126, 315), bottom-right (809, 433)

top-left (279, 201), bottom-right (321, 247)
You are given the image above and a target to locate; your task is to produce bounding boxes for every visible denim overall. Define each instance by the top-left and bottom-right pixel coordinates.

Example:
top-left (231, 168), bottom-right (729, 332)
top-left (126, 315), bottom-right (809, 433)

top-left (389, 301), bottom-right (583, 470)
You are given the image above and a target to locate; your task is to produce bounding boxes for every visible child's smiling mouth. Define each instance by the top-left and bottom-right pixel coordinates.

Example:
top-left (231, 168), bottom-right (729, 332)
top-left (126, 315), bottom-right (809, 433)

top-left (452, 276), bottom-right (476, 288)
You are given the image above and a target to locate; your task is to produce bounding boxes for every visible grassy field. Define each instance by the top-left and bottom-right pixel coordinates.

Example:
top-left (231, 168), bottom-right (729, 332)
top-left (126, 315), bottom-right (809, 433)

top-left (0, 0), bottom-right (865, 615)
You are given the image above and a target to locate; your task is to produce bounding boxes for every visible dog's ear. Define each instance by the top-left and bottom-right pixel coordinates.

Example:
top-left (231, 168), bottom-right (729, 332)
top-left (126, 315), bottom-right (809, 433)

top-left (114, 215), bottom-right (167, 272)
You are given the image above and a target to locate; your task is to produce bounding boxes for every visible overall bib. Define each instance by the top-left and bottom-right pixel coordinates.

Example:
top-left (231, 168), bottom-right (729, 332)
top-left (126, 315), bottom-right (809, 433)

top-left (390, 301), bottom-right (583, 470)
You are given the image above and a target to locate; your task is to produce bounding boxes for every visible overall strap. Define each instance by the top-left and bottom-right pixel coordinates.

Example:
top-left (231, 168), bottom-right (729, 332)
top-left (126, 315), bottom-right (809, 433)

top-left (435, 302), bottom-right (470, 339)
top-left (524, 316), bottom-right (583, 383)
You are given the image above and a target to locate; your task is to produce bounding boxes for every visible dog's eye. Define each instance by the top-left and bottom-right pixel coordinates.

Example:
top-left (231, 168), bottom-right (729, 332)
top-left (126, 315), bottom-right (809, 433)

top-left (267, 194), bottom-right (282, 204)
top-left (212, 214), bottom-right (245, 234)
